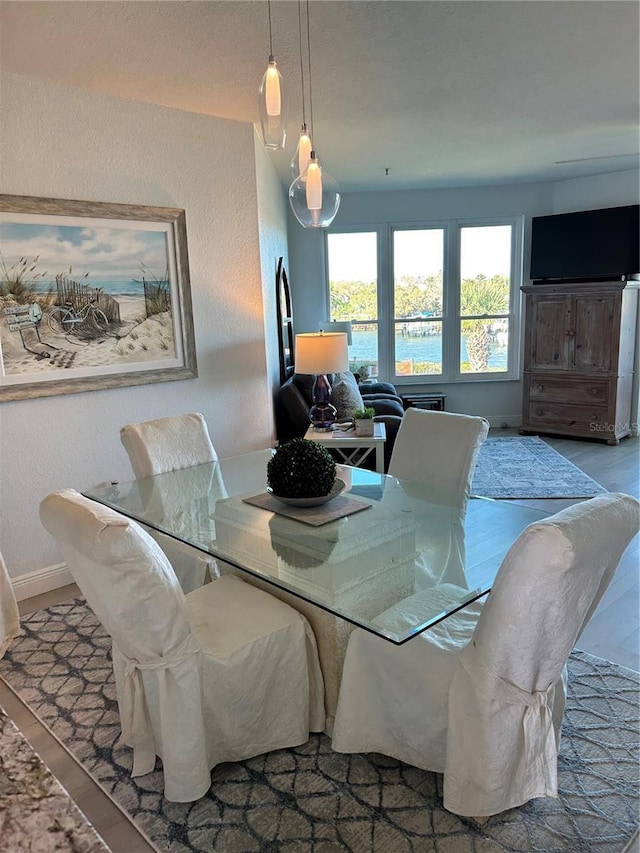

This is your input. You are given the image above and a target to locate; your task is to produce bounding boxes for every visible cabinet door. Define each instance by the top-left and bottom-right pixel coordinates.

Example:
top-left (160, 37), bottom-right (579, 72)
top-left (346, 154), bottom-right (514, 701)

top-left (572, 294), bottom-right (616, 372)
top-left (526, 294), bottom-right (572, 370)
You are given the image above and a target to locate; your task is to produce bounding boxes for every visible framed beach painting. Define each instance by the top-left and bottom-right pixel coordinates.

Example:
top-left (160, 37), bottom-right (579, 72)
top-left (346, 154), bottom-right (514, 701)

top-left (0, 194), bottom-right (197, 402)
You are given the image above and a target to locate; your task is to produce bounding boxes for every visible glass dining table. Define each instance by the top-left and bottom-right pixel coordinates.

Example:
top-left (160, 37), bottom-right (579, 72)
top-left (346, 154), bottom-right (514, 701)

top-left (84, 449), bottom-right (550, 726)
top-left (84, 448), bottom-right (550, 645)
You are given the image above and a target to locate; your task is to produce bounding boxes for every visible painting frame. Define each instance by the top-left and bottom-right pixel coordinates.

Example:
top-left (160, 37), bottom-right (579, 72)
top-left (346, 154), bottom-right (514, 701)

top-left (0, 194), bottom-right (197, 402)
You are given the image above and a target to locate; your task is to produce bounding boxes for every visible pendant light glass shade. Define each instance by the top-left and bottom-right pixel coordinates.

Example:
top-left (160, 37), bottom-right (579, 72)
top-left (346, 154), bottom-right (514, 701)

top-left (290, 123), bottom-right (313, 179)
top-left (289, 152), bottom-right (341, 228)
top-left (258, 56), bottom-right (287, 149)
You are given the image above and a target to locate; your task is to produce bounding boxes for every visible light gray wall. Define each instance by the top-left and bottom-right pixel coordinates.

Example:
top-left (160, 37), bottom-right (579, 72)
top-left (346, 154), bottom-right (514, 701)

top-left (552, 169), bottom-right (639, 212)
top-left (287, 171), bottom-right (640, 423)
top-left (0, 73), bottom-right (285, 583)
top-left (254, 133), bottom-right (290, 442)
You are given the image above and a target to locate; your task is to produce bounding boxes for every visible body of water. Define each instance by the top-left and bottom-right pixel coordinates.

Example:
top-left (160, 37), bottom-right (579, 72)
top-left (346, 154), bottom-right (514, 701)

top-left (351, 329), bottom-right (508, 370)
top-left (35, 279), bottom-right (148, 297)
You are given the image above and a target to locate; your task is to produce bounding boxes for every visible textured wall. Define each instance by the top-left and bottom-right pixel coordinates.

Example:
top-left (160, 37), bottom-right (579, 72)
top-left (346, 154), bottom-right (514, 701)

top-left (253, 132), bottom-right (290, 439)
top-left (551, 169), bottom-right (640, 213)
top-left (0, 73), bottom-right (277, 579)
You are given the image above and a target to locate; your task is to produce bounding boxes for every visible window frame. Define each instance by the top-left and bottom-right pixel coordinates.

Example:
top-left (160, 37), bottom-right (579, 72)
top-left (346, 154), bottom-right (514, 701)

top-left (325, 216), bottom-right (523, 384)
top-left (389, 220), bottom-right (450, 382)
top-left (452, 217), bottom-right (523, 382)
top-left (324, 225), bottom-right (384, 377)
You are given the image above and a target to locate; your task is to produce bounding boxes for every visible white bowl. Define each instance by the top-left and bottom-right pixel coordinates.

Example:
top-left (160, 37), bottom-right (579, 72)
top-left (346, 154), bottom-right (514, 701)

top-left (268, 478), bottom-right (345, 508)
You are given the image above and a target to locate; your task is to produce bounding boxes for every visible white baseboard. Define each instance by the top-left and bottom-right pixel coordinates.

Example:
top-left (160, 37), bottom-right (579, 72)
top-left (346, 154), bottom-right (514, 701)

top-left (12, 562), bottom-right (73, 602)
top-left (485, 415), bottom-right (522, 429)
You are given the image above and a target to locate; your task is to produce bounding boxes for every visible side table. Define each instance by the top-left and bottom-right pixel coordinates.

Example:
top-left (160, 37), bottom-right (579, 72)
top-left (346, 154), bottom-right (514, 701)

top-left (304, 422), bottom-right (386, 473)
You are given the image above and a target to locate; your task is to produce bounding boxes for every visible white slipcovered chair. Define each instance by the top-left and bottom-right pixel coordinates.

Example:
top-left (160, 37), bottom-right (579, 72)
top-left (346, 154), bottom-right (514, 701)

top-left (0, 550), bottom-right (20, 658)
top-left (120, 413), bottom-right (221, 593)
top-left (388, 408), bottom-right (489, 589)
top-left (332, 492), bottom-right (640, 817)
top-left (39, 489), bottom-right (325, 803)
top-left (389, 407), bottom-right (489, 492)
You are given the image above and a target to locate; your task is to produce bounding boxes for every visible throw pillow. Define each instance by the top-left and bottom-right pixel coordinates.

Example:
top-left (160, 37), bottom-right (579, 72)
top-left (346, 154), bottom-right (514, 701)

top-left (331, 372), bottom-right (365, 419)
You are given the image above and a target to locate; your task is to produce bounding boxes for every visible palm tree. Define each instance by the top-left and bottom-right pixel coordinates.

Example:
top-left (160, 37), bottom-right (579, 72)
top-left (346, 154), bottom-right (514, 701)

top-left (460, 275), bottom-right (509, 372)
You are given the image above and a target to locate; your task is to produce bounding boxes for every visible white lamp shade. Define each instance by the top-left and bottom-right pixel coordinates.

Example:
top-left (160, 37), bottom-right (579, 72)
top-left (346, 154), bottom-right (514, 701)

top-left (295, 332), bottom-right (349, 375)
top-left (319, 321), bottom-right (353, 345)
top-left (264, 61), bottom-right (281, 115)
top-left (305, 159), bottom-right (323, 209)
top-left (258, 58), bottom-right (286, 149)
top-left (291, 125), bottom-right (313, 180)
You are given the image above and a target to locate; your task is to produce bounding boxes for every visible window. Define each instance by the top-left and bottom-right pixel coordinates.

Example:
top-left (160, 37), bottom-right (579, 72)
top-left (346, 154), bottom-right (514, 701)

top-left (326, 231), bottom-right (379, 377)
top-left (459, 225), bottom-right (513, 375)
top-left (393, 228), bottom-right (444, 376)
top-left (326, 218), bottom-right (522, 383)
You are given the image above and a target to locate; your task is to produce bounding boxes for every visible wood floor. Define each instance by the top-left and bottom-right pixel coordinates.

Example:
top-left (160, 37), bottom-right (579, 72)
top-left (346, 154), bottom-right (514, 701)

top-left (2, 429), bottom-right (639, 852)
top-left (506, 430), bottom-right (640, 672)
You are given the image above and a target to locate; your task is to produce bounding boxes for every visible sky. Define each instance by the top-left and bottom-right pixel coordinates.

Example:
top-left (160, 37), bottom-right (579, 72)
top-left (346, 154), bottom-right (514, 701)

top-left (0, 216), bottom-right (170, 284)
top-left (328, 226), bottom-right (512, 281)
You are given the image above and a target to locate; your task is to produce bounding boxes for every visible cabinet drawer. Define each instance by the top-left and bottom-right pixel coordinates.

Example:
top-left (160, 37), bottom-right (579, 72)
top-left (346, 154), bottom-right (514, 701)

top-left (527, 402), bottom-right (608, 435)
top-left (527, 376), bottom-right (608, 405)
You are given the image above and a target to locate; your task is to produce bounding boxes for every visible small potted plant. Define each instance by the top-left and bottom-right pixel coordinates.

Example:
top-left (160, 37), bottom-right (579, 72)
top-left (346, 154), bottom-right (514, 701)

top-left (354, 365), bottom-right (370, 384)
top-left (352, 406), bottom-right (376, 436)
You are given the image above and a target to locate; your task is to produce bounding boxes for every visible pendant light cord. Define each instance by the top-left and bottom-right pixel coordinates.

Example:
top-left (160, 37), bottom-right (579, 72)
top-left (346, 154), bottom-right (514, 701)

top-left (306, 0), bottom-right (315, 144)
top-left (297, 1), bottom-right (307, 126)
top-left (267, 0), bottom-right (274, 57)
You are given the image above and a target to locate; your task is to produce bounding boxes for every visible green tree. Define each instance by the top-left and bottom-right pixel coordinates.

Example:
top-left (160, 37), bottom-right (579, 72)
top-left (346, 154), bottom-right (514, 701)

top-left (394, 272), bottom-right (443, 318)
top-left (460, 275), bottom-right (509, 372)
top-left (329, 280), bottom-right (377, 321)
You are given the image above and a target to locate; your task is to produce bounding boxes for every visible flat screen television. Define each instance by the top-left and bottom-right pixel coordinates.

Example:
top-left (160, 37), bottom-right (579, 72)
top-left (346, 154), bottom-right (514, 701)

top-left (530, 204), bottom-right (640, 283)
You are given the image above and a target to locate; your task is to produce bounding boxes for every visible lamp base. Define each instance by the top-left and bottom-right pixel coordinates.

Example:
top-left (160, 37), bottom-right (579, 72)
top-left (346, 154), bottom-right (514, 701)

top-left (309, 403), bottom-right (337, 430)
top-left (309, 374), bottom-right (337, 429)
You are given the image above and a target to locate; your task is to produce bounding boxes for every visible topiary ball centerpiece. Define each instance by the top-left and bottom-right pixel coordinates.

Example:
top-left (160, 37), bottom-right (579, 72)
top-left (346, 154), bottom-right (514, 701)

top-left (267, 438), bottom-right (337, 499)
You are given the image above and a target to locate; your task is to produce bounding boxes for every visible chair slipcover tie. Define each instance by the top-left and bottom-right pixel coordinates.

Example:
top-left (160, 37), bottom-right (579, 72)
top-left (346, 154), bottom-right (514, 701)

top-left (460, 657), bottom-right (557, 796)
top-left (122, 633), bottom-right (202, 778)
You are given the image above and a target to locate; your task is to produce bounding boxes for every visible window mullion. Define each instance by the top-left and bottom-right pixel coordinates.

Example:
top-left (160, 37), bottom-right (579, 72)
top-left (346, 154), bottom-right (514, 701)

top-left (378, 225), bottom-right (392, 380)
top-left (442, 222), bottom-right (459, 382)
top-left (509, 217), bottom-right (524, 377)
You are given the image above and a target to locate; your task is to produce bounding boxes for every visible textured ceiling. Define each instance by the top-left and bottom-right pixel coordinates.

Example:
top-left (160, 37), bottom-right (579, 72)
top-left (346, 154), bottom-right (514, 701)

top-left (1, 0), bottom-right (639, 192)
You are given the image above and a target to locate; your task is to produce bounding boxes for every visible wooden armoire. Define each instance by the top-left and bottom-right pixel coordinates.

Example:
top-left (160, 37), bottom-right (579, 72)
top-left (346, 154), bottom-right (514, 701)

top-left (520, 281), bottom-right (638, 444)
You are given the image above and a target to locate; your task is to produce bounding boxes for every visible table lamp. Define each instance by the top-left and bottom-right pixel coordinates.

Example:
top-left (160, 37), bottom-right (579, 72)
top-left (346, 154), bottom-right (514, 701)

top-left (295, 332), bottom-right (349, 429)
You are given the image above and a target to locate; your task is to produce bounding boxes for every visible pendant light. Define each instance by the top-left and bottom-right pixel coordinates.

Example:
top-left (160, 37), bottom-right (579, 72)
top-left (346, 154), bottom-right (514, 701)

top-left (291, 123), bottom-right (313, 180)
top-left (258, 0), bottom-right (286, 150)
top-left (290, 1), bottom-right (313, 180)
top-left (289, 0), bottom-right (341, 228)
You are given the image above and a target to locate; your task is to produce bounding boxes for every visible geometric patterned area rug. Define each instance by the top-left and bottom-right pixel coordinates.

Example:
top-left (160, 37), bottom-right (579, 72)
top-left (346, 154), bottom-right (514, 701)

top-left (0, 599), bottom-right (638, 853)
top-left (471, 436), bottom-right (608, 499)
top-left (0, 598), bottom-right (640, 853)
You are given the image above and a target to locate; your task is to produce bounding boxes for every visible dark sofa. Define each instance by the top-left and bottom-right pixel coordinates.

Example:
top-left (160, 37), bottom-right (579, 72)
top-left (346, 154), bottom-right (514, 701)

top-left (274, 373), bottom-right (405, 471)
